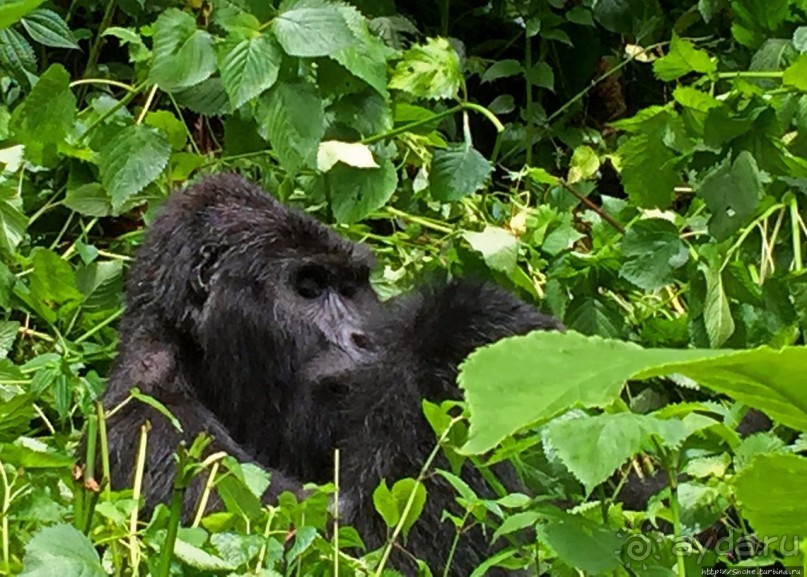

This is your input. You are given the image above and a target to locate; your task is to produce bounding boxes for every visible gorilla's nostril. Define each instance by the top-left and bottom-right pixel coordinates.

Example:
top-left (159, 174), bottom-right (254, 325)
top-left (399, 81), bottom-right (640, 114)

top-left (351, 332), bottom-right (371, 350)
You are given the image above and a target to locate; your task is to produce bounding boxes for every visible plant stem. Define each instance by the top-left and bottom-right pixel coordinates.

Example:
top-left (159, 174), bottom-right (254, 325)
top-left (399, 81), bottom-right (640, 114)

top-left (524, 32), bottom-right (534, 166)
top-left (558, 179), bottom-right (625, 233)
top-left (790, 195), bottom-right (803, 271)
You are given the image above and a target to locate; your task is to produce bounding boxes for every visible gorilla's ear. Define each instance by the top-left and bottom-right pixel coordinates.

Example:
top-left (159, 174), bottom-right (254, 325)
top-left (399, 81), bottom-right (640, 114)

top-left (189, 243), bottom-right (220, 303)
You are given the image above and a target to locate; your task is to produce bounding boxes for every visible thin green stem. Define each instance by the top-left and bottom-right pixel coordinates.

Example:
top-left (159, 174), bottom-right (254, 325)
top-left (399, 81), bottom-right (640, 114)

top-left (78, 82), bottom-right (147, 142)
top-left (716, 71), bottom-right (783, 80)
top-left (75, 309), bottom-right (124, 344)
top-left (524, 32), bottom-right (534, 166)
top-left (70, 78), bottom-right (136, 92)
top-left (80, 0), bottom-right (118, 101)
top-left (384, 206), bottom-right (453, 234)
top-left (790, 196), bottom-right (803, 271)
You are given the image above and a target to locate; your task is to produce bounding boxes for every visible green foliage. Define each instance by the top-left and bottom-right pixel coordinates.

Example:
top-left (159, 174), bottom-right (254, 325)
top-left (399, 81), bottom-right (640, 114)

top-left (1, 0), bottom-right (806, 574)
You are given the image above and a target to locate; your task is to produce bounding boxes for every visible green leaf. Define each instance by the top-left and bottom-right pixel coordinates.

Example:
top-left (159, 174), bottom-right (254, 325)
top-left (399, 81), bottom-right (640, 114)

top-left (615, 108), bottom-right (679, 208)
top-left (64, 183), bottom-right (111, 217)
top-left (546, 413), bottom-right (687, 492)
top-left (0, 320), bottom-right (18, 358)
top-left (317, 140), bottom-right (378, 172)
top-left (20, 9), bottom-right (78, 49)
top-left (653, 34), bottom-right (716, 81)
top-left (702, 264), bottom-right (735, 348)
top-left (526, 61), bottom-right (554, 91)
top-left (543, 510), bottom-right (622, 574)
top-left (103, 26), bottom-right (150, 63)
top-left (567, 145), bottom-right (599, 183)
top-left (783, 54), bottom-right (807, 91)
top-left (460, 331), bottom-right (807, 453)
top-left (372, 478), bottom-right (427, 538)
top-left (698, 151), bottom-right (763, 241)
top-left (173, 77), bottom-right (230, 116)
top-left (330, 4), bottom-right (393, 98)
top-left (173, 539), bottom-right (236, 572)
top-left (272, 0), bottom-right (355, 57)
top-left (219, 34), bottom-right (282, 109)
top-left (328, 159), bottom-right (397, 224)
top-left (731, 0), bottom-right (788, 34)
top-left (144, 110), bottom-right (186, 151)
top-left (389, 37), bottom-right (462, 100)
top-left (0, 28), bottom-right (36, 85)
top-left (257, 82), bottom-right (324, 173)
top-left (29, 248), bottom-right (82, 305)
top-left (463, 226), bottom-right (518, 274)
top-left (564, 298), bottom-right (621, 336)
top-left (149, 9), bottom-right (216, 91)
top-left (430, 145), bottom-right (492, 202)
top-left (734, 453), bottom-right (807, 538)
top-left (619, 218), bottom-right (688, 290)
top-left (0, 0), bottom-right (43, 30)
top-left (481, 59), bottom-right (523, 83)
top-left (10, 63), bottom-right (76, 147)
top-left (20, 524), bottom-right (105, 577)
top-left (0, 199), bottom-right (28, 252)
top-left (98, 125), bottom-right (171, 213)
top-left (75, 261), bottom-right (123, 312)
top-left (0, 392), bottom-right (33, 441)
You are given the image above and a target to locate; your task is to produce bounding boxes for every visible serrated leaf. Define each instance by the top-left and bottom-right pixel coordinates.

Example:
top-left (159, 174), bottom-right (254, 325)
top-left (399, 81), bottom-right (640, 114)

top-left (29, 248), bottom-right (81, 304)
top-left (0, 28), bottom-right (36, 85)
top-left (20, 524), bottom-right (105, 577)
top-left (546, 413), bottom-right (687, 492)
top-left (317, 140), bottom-right (378, 172)
top-left (430, 145), bottom-right (492, 202)
top-left (698, 151), bottom-right (763, 240)
top-left (20, 9), bottom-right (78, 49)
top-left (734, 453), bottom-right (807, 539)
top-left (150, 9), bottom-right (216, 91)
top-left (98, 125), bottom-right (170, 213)
top-left (257, 82), bottom-right (324, 173)
top-left (567, 145), bottom-right (599, 183)
top-left (619, 218), bottom-right (688, 290)
top-left (331, 4), bottom-right (392, 98)
top-left (64, 183), bottom-right (111, 217)
top-left (543, 511), bottom-right (622, 574)
top-left (272, 0), bottom-right (355, 57)
top-left (653, 34), bottom-right (716, 80)
top-left (463, 226), bottom-right (518, 273)
top-left (389, 37), bottom-right (462, 100)
top-left (173, 539), bottom-right (237, 571)
top-left (10, 63), bottom-right (75, 147)
top-left (783, 54), bottom-right (807, 92)
top-left (328, 159), bottom-right (397, 223)
top-left (0, 320), bottom-right (18, 358)
top-left (173, 77), bottom-right (230, 116)
top-left (219, 34), bottom-right (281, 109)
top-left (0, 0), bottom-right (43, 30)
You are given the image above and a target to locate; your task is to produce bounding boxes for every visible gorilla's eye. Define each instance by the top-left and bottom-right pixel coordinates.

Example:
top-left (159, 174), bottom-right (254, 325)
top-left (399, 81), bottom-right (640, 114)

top-left (293, 265), bottom-right (329, 299)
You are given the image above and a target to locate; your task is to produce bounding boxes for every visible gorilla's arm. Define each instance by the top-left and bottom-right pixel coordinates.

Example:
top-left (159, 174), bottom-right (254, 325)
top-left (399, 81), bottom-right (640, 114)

top-left (102, 316), bottom-right (302, 514)
top-left (335, 281), bottom-right (559, 575)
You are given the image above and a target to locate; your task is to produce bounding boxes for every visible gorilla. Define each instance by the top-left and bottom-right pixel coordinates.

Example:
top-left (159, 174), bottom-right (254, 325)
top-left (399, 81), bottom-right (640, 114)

top-left (97, 174), bottom-right (561, 575)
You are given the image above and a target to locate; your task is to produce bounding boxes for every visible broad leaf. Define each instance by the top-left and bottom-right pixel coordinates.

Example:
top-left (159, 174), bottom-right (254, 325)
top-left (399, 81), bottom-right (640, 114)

top-left (698, 151), bottom-right (763, 241)
top-left (460, 331), bottom-right (807, 453)
top-left (20, 524), bottom-right (105, 577)
top-left (11, 63), bottom-right (75, 148)
top-left (20, 9), bottom-right (78, 49)
top-left (619, 218), bottom-right (688, 290)
top-left (389, 37), bottom-right (462, 100)
top-left (463, 227), bottom-right (518, 273)
top-left (29, 248), bottom-right (82, 305)
top-left (653, 34), bottom-right (716, 81)
top-left (317, 140), bottom-right (378, 172)
top-left (150, 9), bottom-right (216, 91)
top-left (330, 4), bottom-right (392, 98)
top-left (0, 0), bottom-right (43, 30)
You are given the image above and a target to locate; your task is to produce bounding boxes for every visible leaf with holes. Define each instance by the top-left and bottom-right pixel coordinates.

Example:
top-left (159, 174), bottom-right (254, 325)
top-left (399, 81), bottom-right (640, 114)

top-left (98, 125), bottom-right (170, 213)
top-left (389, 37), bottom-right (462, 100)
top-left (219, 34), bottom-right (282, 109)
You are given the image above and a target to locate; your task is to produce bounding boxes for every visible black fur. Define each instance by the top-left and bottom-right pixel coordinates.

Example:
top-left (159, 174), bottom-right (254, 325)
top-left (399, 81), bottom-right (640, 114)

top-left (99, 174), bottom-right (562, 575)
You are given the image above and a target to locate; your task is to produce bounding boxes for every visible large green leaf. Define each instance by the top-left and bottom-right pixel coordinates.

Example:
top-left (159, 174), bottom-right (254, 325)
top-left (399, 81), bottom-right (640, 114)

top-left (330, 4), bottom-right (393, 98)
top-left (702, 264), bottom-right (735, 348)
top-left (328, 159), bottom-right (397, 224)
top-left (219, 33), bottom-right (282, 109)
top-left (460, 331), bottom-right (807, 453)
top-left (257, 82), bottom-right (324, 173)
top-left (653, 34), bottom-right (715, 81)
top-left (149, 9), bottom-right (216, 91)
top-left (20, 524), bottom-right (105, 577)
top-left (98, 125), bottom-right (170, 213)
top-left (0, 199), bottom-right (28, 253)
top-left (389, 37), bottom-right (462, 100)
top-left (0, 28), bottom-right (35, 86)
top-left (272, 0), bottom-right (355, 58)
top-left (430, 145), bottom-right (492, 202)
top-left (463, 227), bottom-right (518, 273)
top-left (29, 248), bottom-right (82, 305)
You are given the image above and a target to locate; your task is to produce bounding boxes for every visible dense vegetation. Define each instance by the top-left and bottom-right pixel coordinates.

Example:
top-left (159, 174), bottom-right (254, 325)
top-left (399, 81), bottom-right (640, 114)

top-left (1, 0), bottom-right (807, 574)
